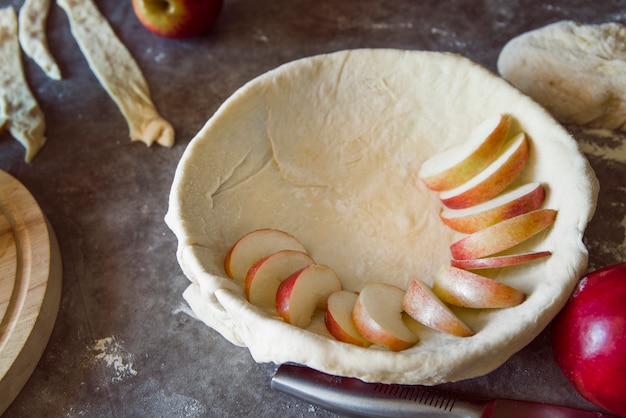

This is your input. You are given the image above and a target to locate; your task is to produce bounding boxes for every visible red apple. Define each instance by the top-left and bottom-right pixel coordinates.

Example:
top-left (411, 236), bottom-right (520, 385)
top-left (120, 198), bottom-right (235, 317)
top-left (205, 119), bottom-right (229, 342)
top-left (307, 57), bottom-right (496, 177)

top-left (551, 263), bottom-right (626, 417)
top-left (132, 0), bottom-right (223, 39)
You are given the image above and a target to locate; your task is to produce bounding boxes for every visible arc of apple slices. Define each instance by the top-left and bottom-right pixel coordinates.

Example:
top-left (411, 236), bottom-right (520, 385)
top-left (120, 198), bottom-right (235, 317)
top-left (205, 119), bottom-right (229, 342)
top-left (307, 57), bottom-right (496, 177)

top-left (353, 283), bottom-right (419, 351)
top-left (18, 0), bottom-right (61, 80)
top-left (402, 278), bottom-right (474, 337)
top-left (0, 7), bottom-right (46, 162)
top-left (433, 266), bottom-right (526, 309)
top-left (224, 228), bottom-right (308, 282)
top-left (440, 182), bottom-right (545, 234)
top-left (450, 251), bottom-right (552, 270)
top-left (245, 250), bottom-right (314, 310)
top-left (419, 114), bottom-right (512, 191)
top-left (439, 132), bottom-right (529, 209)
top-left (450, 208), bottom-right (558, 260)
top-left (276, 264), bottom-right (342, 329)
top-left (325, 290), bottom-right (371, 348)
top-left (56, 0), bottom-right (174, 147)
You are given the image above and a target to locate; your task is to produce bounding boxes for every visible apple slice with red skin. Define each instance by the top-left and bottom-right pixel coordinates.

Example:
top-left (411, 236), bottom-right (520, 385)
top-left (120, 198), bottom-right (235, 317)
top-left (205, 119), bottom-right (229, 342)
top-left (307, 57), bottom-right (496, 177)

top-left (439, 132), bottom-right (529, 209)
top-left (451, 251), bottom-right (552, 270)
top-left (419, 114), bottom-right (512, 191)
top-left (325, 290), bottom-right (372, 348)
top-left (132, 0), bottom-right (223, 39)
top-left (352, 283), bottom-right (419, 351)
top-left (433, 266), bottom-right (526, 309)
top-left (450, 208), bottom-right (557, 260)
top-left (224, 228), bottom-right (307, 282)
top-left (402, 278), bottom-right (474, 337)
top-left (245, 250), bottom-right (314, 310)
top-left (551, 263), bottom-right (626, 417)
top-left (440, 182), bottom-right (545, 234)
top-left (276, 264), bottom-right (342, 328)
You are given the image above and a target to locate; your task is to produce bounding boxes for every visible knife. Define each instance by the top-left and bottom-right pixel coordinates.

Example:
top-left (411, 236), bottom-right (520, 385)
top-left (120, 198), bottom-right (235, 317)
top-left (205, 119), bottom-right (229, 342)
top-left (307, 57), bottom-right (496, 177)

top-left (271, 364), bottom-right (615, 418)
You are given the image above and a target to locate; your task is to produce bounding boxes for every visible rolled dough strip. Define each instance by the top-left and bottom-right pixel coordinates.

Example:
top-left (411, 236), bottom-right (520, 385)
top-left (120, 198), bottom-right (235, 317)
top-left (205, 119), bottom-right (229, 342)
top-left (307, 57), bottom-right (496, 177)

top-left (0, 7), bottom-right (47, 163)
top-left (18, 0), bottom-right (62, 80)
top-left (56, 0), bottom-right (174, 147)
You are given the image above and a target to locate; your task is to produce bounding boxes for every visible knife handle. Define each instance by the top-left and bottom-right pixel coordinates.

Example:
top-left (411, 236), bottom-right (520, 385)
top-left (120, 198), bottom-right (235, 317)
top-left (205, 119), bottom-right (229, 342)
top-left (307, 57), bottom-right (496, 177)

top-left (271, 364), bottom-right (486, 418)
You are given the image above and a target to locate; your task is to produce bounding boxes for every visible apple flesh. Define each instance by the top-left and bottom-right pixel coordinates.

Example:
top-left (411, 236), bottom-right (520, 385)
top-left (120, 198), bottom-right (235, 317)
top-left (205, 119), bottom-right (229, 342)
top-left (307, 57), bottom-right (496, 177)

top-left (352, 283), bottom-right (419, 351)
top-left (245, 250), bottom-right (314, 310)
top-left (419, 114), bottom-right (511, 191)
top-left (325, 290), bottom-right (372, 347)
top-left (440, 182), bottom-right (545, 234)
top-left (224, 228), bottom-right (307, 282)
top-left (551, 263), bottom-right (626, 417)
top-left (450, 251), bottom-right (552, 270)
top-left (402, 278), bottom-right (474, 337)
top-left (275, 264), bottom-right (342, 329)
top-left (132, 0), bottom-right (223, 39)
top-left (433, 266), bottom-right (526, 309)
top-left (450, 208), bottom-right (557, 260)
top-left (439, 132), bottom-right (529, 209)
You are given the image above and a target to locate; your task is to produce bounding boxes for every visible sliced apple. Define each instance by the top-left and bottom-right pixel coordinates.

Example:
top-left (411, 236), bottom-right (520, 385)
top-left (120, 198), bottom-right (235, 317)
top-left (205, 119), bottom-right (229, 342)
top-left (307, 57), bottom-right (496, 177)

top-left (325, 290), bottom-right (372, 348)
top-left (419, 114), bottom-right (512, 191)
top-left (352, 283), bottom-right (419, 351)
top-left (275, 264), bottom-right (342, 328)
top-left (433, 266), bottom-right (526, 309)
top-left (439, 132), bottom-right (529, 209)
top-left (450, 208), bottom-right (557, 260)
top-left (245, 250), bottom-right (315, 309)
top-left (451, 251), bottom-right (552, 270)
top-left (224, 228), bottom-right (307, 282)
top-left (402, 278), bottom-right (474, 337)
top-left (440, 182), bottom-right (545, 233)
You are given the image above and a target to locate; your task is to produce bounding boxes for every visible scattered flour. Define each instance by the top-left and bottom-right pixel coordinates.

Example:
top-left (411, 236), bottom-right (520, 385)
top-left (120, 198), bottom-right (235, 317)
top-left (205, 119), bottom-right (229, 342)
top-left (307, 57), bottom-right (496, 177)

top-left (172, 302), bottom-right (197, 319)
top-left (578, 128), bottom-right (626, 164)
top-left (576, 129), bottom-right (626, 266)
top-left (371, 22), bottom-right (413, 30)
top-left (92, 336), bottom-right (138, 382)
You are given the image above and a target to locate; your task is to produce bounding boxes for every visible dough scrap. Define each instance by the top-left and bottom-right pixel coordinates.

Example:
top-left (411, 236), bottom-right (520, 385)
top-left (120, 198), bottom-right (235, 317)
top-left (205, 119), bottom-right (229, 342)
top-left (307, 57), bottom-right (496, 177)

top-left (18, 0), bottom-right (62, 80)
top-left (166, 49), bottom-right (598, 385)
top-left (498, 21), bottom-right (626, 132)
top-left (0, 7), bottom-right (46, 163)
top-left (56, 0), bottom-right (174, 147)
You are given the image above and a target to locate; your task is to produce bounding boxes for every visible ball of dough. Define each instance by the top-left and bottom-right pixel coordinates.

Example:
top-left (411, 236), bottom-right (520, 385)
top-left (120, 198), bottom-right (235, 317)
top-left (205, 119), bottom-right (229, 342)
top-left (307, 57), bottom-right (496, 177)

top-left (498, 21), bottom-right (626, 131)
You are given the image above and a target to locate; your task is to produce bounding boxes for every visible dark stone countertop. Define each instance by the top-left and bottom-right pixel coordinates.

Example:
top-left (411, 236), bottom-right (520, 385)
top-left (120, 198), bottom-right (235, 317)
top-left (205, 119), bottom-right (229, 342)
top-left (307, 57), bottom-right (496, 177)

top-left (1, 0), bottom-right (625, 416)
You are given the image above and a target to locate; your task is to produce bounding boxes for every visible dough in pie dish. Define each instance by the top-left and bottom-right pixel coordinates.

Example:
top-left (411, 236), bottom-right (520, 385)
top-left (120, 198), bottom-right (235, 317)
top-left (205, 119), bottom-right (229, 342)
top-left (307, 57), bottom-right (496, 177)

top-left (165, 49), bottom-right (598, 384)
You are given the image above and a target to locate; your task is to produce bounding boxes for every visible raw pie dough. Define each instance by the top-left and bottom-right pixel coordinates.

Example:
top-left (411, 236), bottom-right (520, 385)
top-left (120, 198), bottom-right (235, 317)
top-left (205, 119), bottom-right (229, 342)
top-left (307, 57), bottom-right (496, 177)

top-left (166, 49), bottom-right (599, 384)
top-left (57, 0), bottom-right (174, 147)
top-left (0, 7), bottom-right (46, 163)
top-left (18, 0), bottom-right (61, 80)
top-left (498, 21), bottom-right (626, 132)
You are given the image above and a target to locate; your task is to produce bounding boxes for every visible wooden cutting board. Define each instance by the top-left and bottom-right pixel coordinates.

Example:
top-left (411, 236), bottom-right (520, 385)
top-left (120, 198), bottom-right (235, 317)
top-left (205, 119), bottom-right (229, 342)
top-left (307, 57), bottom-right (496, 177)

top-left (0, 170), bottom-right (62, 415)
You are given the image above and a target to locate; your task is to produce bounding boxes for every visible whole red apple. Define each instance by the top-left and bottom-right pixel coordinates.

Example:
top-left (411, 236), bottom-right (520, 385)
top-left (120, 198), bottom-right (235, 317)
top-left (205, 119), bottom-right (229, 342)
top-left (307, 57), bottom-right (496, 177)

top-left (132, 0), bottom-right (223, 39)
top-left (551, 262), bottom-right (626, 417)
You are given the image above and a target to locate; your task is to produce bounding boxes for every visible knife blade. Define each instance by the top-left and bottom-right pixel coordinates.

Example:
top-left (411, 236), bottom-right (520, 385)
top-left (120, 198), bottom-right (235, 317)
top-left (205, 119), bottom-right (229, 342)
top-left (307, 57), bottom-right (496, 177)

top-left (271, 364), bottom-right (615, 418)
